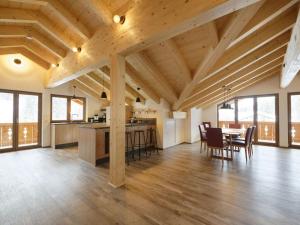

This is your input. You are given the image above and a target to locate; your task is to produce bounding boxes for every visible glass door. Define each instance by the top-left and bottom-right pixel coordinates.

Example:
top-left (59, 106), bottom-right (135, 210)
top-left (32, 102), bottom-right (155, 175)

top-left (289, 93), bottom-right (300, 147)
top-left (237, 97), bottom-right (254, 138)
top-left (256, 96), bottom-right (277, 144)
top-left (0, 92), bottom-right (14, 151)
top-left (17, 93), bottom-right (41, 148)
top-left (0, 90), bottom-right (41, 152)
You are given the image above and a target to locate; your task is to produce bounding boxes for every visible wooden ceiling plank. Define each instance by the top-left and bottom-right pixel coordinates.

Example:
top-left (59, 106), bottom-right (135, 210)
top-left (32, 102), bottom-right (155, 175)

top-left (159, 39), bottom-right (192, 84)
top-left (0, 46), bottom-right (49, 69)
top-left (173, 2), bottom-right (265, 110)
top-left (0, 37), bottom-right (59, 64)
top-left (230, 0), bottom-right (299, 47)
top-left (182, 57), bottom-right (284, 109)
top-left (0, 7), bottom-right (77, 50)
top-left (190, 32), bottom-right (291, 97)
top-left (127, 52), bottom-right (178, 103)
top-left (125, 63), bottom-right (161, 104)
top-left (72, 79), bottom-right (101, 100)
top-left (85, 0), bottom-right (112, 25)
top-left (208, 7), bottom-right (297, 77)
top-left (47, 0), bottom-right (263, 87)
top-left (10, 0), bottom-right (91, 39)
top-left (199, 69), bottom-right (280, 109)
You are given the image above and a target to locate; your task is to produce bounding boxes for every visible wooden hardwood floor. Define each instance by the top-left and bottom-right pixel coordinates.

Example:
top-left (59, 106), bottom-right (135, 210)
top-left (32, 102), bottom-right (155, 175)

top-left (0, 143), bottom-right (300, 225)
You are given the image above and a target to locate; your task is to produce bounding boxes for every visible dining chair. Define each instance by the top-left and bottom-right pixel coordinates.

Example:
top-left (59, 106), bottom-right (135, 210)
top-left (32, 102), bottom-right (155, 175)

top-left (248, 126), bottom-right (256, 158)
top-left (198, 124), bottom-right (207, 152)
top-left (206, 128), bottom-right (231, 163)
top-left (230, 127), bottom-right (252, 162)
top-left (202, 122), bottom-right (212, 130)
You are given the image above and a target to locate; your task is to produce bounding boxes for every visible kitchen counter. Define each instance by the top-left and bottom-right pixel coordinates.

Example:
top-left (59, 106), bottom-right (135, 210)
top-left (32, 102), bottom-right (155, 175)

top-left (78, 119), bottom-right (157, 166)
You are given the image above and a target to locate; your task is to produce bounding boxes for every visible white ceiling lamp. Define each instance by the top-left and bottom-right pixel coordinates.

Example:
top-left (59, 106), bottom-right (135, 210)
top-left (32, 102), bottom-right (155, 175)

top-left (113, 15), bottom-right (126, 24)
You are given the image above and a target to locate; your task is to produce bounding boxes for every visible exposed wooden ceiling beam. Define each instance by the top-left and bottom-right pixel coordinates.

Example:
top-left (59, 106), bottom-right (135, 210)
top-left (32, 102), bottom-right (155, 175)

top-left (173, 2), bottom-right (265, 110)
top-left (189, 31), bottom-right (291, 98)
top-left (199, 69), bottom-right (281, 109)
top-left (125, 63), bottom-right (161, 104)
top-left (0, 46), bottom-right (49, 69)
top-left (0, 37), bottom-right (59, 64)
top-left (207, 7), bottom-right (297, 77)
top-left (47, 0), bottom-right (262, 87)
top-left (72, 80), bottom-right (100, 100)
top-left (229, 0), bottom-right (299, 47)
top-left (0, 25), bottom-right (66, 58)
top-left (159, 39), bottom-right (192, 85)
top-left (127, 52), bottom-right (178, 104)
top-left (85, 0), bottom-right (112, 25)
top-left (9, 0), bottom-right (91, 40)
top-left (281, 5), bottom-right (300, 88)
top-left (0, 7), bottom-right (78, 50)
top-left (182, 56), bottom-right (284, 110)
top-left (95, 66), bottom-right (147, 102)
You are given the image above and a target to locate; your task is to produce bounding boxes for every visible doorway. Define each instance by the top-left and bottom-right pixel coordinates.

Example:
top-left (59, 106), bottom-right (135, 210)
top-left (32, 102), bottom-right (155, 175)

top-left (0, 89), bottom-right (42, 152)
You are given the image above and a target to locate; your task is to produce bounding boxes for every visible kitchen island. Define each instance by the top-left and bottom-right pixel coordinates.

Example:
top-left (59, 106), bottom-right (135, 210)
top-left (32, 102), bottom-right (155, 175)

top-left (78, 119), bottom-right (156, 166)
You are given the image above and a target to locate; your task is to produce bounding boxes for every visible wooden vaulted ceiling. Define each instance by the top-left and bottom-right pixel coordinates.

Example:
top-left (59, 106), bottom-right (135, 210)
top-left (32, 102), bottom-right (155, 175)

top-left (1, 0), bottom-right (299, 110)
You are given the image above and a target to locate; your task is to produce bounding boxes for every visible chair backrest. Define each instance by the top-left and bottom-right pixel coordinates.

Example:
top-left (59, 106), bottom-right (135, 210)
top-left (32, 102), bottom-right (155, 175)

top-left (206, 128), bottom-right (224, 148)
top-left (229, 123), bottom-right (241, 129)
top-left (198, 124), bottom-right (207, 141)
top-left (245, 127), bottom-right (252, 145)
top-left (202, 122), bottom-right (211, 130)
top-left (250, 126), bottom-right (256, 143)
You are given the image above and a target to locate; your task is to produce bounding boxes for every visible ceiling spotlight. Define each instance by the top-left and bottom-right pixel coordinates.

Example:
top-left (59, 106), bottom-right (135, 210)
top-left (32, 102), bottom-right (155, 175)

top-left (72, 47), bottom-right (81, 53)
top-left (51, 63), bottom-right (59, 68)
top-left (113, 15), bottom-right (126, 24)
top-left (14, 58), bottom-right (22, 65)
top-left (25, 35), bottom-right (33, 40)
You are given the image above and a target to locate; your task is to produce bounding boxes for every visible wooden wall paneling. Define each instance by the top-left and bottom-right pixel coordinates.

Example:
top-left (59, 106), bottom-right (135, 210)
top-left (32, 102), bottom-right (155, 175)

top-left (173, 2), bottom-right (265, 110)
top-left (109, 54), bottom-right (126, 188)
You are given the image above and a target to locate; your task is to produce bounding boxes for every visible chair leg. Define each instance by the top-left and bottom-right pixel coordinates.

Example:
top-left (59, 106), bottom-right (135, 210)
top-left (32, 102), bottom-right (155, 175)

top-left (221, 149), bottom-right (224, 164)
top-left (245, 146), bottom-right (248, 162)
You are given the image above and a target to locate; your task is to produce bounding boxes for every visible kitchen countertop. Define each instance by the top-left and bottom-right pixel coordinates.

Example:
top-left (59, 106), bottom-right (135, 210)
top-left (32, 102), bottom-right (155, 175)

top-left (79, 122), bottom-right (155, 129)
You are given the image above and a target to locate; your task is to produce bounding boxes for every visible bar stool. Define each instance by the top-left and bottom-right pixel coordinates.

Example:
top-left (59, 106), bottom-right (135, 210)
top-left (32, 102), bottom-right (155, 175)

top-left (146, 128), bottom-right (159, 155)
top-left (133, 130), bottom-right (147, 160)
top-left (125, 131), bottom-right (135, 165)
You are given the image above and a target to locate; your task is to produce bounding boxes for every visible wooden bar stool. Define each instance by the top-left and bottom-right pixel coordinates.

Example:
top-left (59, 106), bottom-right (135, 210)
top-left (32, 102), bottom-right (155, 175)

top-left (125, 131), bottom-right (135, 165)
top-left (133, 130), bottom-right (147, 160)
top-left (146, 128), bottom-right (159, 155)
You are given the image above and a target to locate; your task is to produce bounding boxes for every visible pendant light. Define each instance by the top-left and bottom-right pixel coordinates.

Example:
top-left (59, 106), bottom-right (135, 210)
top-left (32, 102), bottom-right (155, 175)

top-left (100, 74), bottom-right (107, 99)
top-left (72, 85), bottom-right (77, 99)
top-left (136, 87), bottom-right (141, 103)
top-left (220, 85), bottom-right (233, 110)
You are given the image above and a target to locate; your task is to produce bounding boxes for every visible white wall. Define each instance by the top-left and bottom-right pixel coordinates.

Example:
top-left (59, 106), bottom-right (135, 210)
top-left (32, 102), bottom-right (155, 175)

top-left (202, 74), bottom-right (300, 147)
top-left (0, 54), bottom-right (101, 147)
top-left (186, 108), bottom-right (202, 143)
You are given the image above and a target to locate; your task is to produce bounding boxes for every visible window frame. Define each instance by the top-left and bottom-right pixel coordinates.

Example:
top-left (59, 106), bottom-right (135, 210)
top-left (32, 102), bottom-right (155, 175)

top-left (217, 93), bottom-right (279, 146)
top-left (50, 94), bottom-right (86, 123)
top-left (288, 92), bottom-right (300, 148)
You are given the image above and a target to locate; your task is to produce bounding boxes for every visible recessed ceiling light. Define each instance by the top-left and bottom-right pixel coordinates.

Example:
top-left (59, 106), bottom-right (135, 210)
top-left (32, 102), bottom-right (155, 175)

top-left (113, 15), bottom-right (125, 24)
top-left (14, 58), bottom-right (22, 65)
top-left (51, 63), bottom-right (59, 68)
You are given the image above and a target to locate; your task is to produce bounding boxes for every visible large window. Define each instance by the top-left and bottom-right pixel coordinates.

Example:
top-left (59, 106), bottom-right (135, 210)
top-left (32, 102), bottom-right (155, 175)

top-left (51, 95), bottom-right (86, 122)
top-left (217, 94), bottom-right (278, 145)
top-left (288, 93), bottom-right (300, 147)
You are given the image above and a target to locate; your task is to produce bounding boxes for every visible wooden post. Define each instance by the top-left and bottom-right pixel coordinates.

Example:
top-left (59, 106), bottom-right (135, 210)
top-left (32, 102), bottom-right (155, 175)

top-left (109, 54), bottom-right (126, 188)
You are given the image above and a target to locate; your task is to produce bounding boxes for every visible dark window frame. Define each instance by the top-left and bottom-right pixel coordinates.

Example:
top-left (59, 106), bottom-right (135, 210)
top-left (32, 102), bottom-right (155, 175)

top-left (50, 94), bottom-right (86, 123)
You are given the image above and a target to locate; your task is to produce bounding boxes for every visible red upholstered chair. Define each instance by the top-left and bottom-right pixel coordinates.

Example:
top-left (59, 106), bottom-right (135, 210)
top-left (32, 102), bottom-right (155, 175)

top-left (206, 128), bottom-right (231, 163)
top-left (231, 127), bottom-right (252, 162)
top-left (198, 125), bottom-right (207, 152)
top-left (202, 122), bottom-right (212, 130)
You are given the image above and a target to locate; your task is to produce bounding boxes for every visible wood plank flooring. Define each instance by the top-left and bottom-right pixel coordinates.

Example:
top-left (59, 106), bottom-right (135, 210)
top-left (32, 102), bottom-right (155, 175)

top-left (0, 143), bottom-right (300, 225)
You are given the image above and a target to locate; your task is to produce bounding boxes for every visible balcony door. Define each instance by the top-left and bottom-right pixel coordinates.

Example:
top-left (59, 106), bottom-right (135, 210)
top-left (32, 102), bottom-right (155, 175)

top-left (288, 93), bottom-right (300, 147)
top-left (0, 90), bottom-right (41, 152)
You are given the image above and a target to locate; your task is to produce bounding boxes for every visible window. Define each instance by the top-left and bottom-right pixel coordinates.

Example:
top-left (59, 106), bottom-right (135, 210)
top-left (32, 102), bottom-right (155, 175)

top-left (51, 95), bottom-right (86, 122)
top-left (217, 94), bottom-right (278, 145)
top-left (288, 93), bottom-right (300, 147)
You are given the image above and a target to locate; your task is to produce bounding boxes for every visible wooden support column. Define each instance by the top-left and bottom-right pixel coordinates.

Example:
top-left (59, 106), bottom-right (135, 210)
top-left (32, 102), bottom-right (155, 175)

top-left (109, 54), bottom-right (126, 188)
